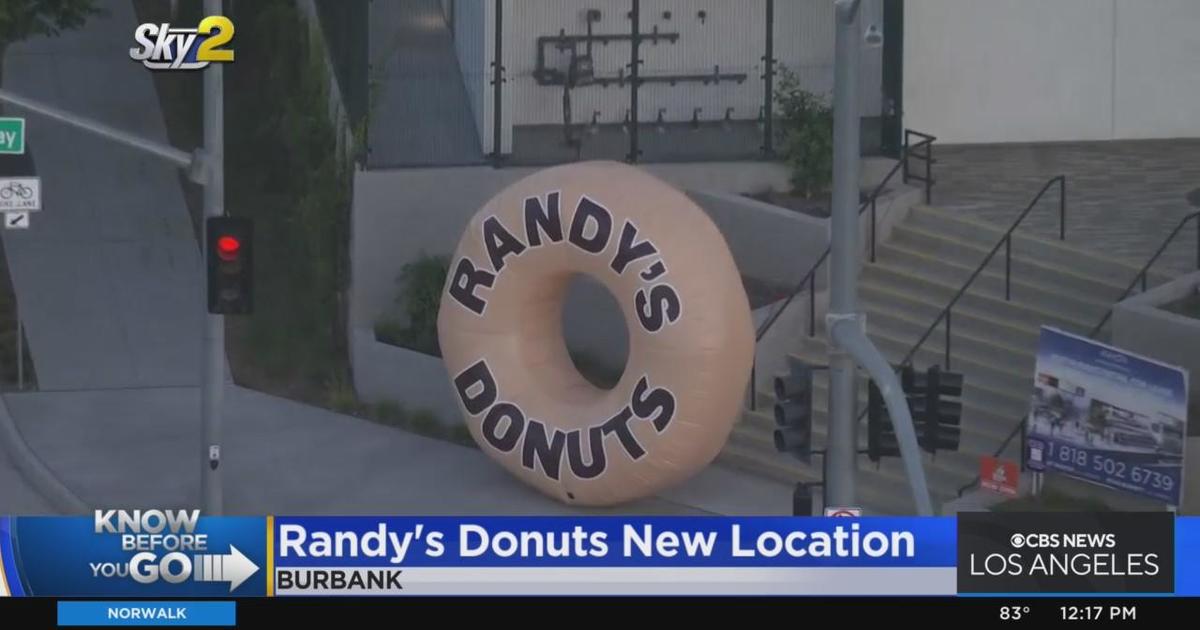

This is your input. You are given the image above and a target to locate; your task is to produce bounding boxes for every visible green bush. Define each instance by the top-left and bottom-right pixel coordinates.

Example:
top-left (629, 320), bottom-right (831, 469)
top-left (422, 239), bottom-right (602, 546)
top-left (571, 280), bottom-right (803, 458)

top-left (372, 399), bottom-right (406, 426)
top-left (375, 254), bottom-right (450, 356)
top-left (223, 0), bottom-right (353, 397)
top-left (775, 67), bottom-right (833, 199)
top-left (991, 487), bottom-right (1111, 512)
top-left (325, 373), bottom-right (364, 416)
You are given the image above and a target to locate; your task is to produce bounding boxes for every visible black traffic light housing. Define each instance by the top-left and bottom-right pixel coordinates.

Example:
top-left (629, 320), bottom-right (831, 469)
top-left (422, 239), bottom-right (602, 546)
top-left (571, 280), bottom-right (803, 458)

top-left (867, 376), bottom-right (900, 463)
top-left (868, 365), bottom-right (965, 462)
top-left (206, 216), bottom-right (253, 315)
top-left (772, 357), bottom-right (813, 463)
top-left (912, 365), bottom-right (964, 454)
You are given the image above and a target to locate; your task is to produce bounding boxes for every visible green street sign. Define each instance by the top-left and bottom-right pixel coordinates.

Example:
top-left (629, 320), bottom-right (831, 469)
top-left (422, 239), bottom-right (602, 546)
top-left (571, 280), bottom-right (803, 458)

top-left (0, 118), bottom-right (26, 154)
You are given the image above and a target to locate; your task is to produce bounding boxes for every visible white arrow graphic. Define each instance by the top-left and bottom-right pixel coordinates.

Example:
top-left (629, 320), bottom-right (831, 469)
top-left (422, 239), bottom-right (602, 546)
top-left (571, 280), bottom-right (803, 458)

top-left (193, 545), bottom-right (260, 592)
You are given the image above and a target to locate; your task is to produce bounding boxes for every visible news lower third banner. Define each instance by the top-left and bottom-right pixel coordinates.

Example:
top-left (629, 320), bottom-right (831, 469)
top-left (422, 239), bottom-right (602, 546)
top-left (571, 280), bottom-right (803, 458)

top-left (0, 513), bottom-right (1197, 596)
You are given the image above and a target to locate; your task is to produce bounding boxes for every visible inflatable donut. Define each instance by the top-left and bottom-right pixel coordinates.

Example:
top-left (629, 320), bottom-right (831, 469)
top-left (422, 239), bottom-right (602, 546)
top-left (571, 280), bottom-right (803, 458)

top-left (438, 161), bottom-right (754, 506)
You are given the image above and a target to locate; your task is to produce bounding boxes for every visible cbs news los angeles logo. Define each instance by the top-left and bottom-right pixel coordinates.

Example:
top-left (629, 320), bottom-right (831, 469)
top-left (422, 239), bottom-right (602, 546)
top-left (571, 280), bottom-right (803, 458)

top-left (130, 16), bottom-right (234, 70)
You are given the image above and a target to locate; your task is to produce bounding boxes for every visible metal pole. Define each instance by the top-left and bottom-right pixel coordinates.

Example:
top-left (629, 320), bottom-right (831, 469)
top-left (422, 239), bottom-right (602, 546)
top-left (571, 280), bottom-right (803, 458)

top-left (0, 89), bottom-right (194, 171)
top-left (627, 0), bottom-right (640, 163)
top-left (825, 0), bottom-right (864, 508)
top-left (944, 310), bottom-right (951, 370)
top-left (762, 0), bottom-right (775, 155)
top-left (870, 197), bottom-right (877, 263)
top-left (491, 0), bottom-right (503, 163)
top-left (1005, 236), bottom-right (1011, 301)
top-left (15, 304), bottom-right (22, 391)
top-left (1059, 176), bottom-right (1066, 241)
top-left (201, 0), bottom-right (226, 516)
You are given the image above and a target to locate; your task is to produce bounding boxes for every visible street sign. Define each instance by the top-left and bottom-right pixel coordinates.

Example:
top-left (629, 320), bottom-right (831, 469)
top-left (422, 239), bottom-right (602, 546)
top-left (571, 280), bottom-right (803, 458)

top-left (4, 212), bottom-right (30, 229)
top-left (824, 507), bottom-right (863, 517)
top-left (0, 177), bottom-right (40, 212)
top-left (0, 117), bottom-right (25, 154)
top-left (979, 455), bottom-right (1019, 497)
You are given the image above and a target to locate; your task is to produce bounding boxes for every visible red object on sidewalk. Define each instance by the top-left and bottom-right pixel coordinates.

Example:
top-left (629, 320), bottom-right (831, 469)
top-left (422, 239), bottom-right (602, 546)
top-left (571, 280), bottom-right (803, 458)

top-left (980, 455), bottom-right (1019, 497)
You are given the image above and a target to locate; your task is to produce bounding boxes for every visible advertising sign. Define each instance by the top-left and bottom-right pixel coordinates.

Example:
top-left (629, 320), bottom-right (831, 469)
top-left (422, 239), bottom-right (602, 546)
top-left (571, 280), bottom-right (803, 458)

top-left (1025, 327), bottom-right (1188, 505)
top-left (979, 456), bottom-right (1019, 497)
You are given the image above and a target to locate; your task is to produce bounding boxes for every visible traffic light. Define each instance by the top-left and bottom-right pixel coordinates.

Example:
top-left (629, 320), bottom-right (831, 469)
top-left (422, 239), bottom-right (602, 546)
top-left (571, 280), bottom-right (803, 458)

top-left (869, 365), bottom-right (965, 461)
top-left (206, 216), bottom-right (253, 314)
top-left (910, 365), bottom-right (964, 454)
top-left (867, 375), bottom-right (900, 463)
top-left (772, 357), bottom-right (813, 463)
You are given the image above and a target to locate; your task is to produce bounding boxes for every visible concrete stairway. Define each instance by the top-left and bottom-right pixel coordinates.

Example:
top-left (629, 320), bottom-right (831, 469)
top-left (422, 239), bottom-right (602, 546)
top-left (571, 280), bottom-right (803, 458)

top-left (718, 204), bottom-right (1152, 514)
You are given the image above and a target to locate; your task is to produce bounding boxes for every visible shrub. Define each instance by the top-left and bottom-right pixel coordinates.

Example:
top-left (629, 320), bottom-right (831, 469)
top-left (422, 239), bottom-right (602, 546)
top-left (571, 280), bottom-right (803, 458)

top-left (325, 372), bottom-right (363, 416)
top-left (375, 254), bottom-right (450, 356)
top-left (775, 67), bottom-right (833, 199)
top-left (373, 400), bottom-right (406, 426)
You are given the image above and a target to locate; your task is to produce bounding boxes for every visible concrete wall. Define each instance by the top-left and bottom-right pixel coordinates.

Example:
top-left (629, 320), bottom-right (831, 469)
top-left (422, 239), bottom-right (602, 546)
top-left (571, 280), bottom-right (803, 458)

top-left (1111, 271), bottom-right (1200, 514)
top-left (349, 329), bottom-right (463, 426)
top-left (904, 0), bottom-right (1200, 143)
top-left (349, 159), bottom-right (920, 408)
top-left (1113, 271), bottom-right (1200, 431)
top-left (350, 158), bottom-right (913, 329)
top-left (297, 0), bottom-right (357, 163)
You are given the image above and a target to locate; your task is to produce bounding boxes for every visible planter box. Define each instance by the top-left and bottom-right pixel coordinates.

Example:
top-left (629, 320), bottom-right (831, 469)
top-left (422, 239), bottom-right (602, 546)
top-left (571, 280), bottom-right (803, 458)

top-left (1112, 270), bottom-right (1200, 514)
top-left (350, 327), bottom-right (462, 427)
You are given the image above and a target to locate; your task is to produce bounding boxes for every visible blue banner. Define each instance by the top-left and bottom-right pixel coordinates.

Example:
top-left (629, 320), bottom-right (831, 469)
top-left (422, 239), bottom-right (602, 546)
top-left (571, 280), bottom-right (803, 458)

top-left (2, 513), bottom-right (1196, 596)
top-left (3, 514), bottom-right (267, 597)
top-left (272, 516), bottom-right (955, 568)
top-left (1177, 517), bottom-right (1200, 596)
top-left (1026, 327), bottom-right (1188, 505)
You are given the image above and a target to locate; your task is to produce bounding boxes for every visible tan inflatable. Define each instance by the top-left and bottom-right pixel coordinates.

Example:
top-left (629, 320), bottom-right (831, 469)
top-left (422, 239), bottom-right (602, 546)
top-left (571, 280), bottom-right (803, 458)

top-left (438, 161), bottom-right (754, 506)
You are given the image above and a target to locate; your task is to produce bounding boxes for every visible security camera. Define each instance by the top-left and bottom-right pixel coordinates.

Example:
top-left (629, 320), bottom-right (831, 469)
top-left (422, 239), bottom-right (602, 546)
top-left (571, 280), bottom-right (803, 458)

top-left (864, 24), bottom-right (883, 48)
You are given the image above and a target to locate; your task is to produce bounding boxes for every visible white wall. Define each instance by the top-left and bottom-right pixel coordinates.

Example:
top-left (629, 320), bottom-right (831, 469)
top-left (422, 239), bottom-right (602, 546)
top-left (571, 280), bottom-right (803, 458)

top-left (905, 0), bottom-right (1200, 144)
top-left (1112, 0), bottom-right (1200, 140)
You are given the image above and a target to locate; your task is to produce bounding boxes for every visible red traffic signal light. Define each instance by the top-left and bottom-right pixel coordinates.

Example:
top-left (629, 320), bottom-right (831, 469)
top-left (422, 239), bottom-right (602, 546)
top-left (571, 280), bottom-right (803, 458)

top-left (216, 235), bottom-right (241, 262)
top-left (206, 217), bottom-right (253, 314)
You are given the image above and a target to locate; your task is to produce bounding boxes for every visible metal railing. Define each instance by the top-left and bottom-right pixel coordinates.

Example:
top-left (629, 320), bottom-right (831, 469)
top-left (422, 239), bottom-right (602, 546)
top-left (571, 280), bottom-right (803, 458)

top-left (890, 175), bottom-right (1064, 498)
top-left (749, 130), bottom-right (936, 410)
top-left (895, 175), bottom-right (1066, 372)
top-left (903, 129), bottom-right (936, 204)
top-left (1089, 211), bottom-right (1200, 336)
top-left (957, 208), bottom-right (1200, 498)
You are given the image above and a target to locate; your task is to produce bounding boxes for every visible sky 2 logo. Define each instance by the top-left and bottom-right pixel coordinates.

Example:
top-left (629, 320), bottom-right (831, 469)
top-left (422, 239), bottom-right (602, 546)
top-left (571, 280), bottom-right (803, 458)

top-left (130, 16), bottom-right (235, 70)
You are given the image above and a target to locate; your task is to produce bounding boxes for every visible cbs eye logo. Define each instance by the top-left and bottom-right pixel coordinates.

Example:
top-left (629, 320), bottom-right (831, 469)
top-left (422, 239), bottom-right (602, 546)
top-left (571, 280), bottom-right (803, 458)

top-left (130, 16), bottom-right (235, 70)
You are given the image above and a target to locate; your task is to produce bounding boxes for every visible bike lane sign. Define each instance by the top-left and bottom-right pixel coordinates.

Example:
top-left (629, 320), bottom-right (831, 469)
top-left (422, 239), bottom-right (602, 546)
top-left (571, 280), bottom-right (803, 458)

top-left (0, 177), bottom-right (40, 212)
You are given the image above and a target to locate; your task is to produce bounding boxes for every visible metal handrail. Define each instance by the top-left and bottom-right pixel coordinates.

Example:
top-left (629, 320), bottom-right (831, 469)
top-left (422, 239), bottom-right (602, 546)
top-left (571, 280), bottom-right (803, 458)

top-left (869, 174), bottom-right (1063, 498)
top-left (754, 132), bottom-right (936, 343)
top-left (956, 209), bottom-right (1200, 498)
top-left (1089, 211), bottom-right (1200, 337)
top-left (903, 129), bottom-right (936, 204)
top-left (749, 131), bottom-right (936, 410)
top-left (897, 175), bottom-right (1066, 371)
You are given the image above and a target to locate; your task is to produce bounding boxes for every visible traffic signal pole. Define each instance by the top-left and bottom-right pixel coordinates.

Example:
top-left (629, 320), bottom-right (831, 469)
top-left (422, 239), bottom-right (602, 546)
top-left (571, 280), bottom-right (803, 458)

top-left (201, 0), bottom-right (226, 516)
top-left (0, 10), bottom-right (226, 513)
top-left (826, 0), bottom-right (932, 515)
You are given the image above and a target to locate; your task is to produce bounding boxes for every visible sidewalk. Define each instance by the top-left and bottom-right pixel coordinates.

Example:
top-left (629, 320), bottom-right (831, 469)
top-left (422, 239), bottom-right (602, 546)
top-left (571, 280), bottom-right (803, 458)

top-left (1, 0), bottom-right (202, 391)
top-left (0, 386), bottom-right (793, 516)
